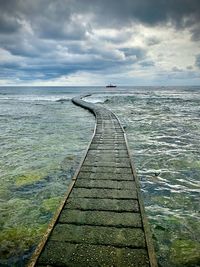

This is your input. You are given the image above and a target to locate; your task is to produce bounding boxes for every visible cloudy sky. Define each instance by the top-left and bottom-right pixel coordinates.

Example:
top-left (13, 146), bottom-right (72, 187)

top-left (0, 0), bottom-right (200, 86)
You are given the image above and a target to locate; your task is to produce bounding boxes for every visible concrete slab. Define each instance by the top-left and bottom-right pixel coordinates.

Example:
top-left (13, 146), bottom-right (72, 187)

top-left (65, 197), bottom-right (139, 212)
top-left (70, 187), bottom-right (137, 199)
top-left (58, 209), bottom-right (142, 228)
top-left (38, 241), bottom-right (150, 267)
top-left (85, 156), bottom-right (130, 163)
top-left (75, 179), bottom-right (136, 190)
top-left (81, 166), bottom-right (132, 174)
top-left (83, 161), bottom-right (130, 168)
top-left (87, 150), bottom-right (129, 158)
top-left (49, 224), bottom-right (146, 248)
top-left (77, 171), bottom-right (134, 181)
top-left (90, 145), bottom-right (127, 150)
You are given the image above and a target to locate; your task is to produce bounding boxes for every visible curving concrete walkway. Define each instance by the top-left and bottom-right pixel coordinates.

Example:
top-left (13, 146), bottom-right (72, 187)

top-left (29, 95), bottom-right (157, 267)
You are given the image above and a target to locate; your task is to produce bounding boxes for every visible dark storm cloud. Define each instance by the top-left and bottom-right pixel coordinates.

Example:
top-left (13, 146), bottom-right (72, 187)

top-left (192, 26), bottom-right (200, 41)
top-left (172, 66), bottom-right (183, 72)
top-left (195, 55), bottom-right (200, 69)
top-left (1, 0), bottom-right (200, 37)
top-left (36, 20), bottom-right (88, 40)
top-left (139, 60), bottom-right (155, 67)
top-left (120, 47), bottom-right (146, 60)
top-left (186, 65), bottom-right (193, 70)
top-left (0, 0), bottom-right (200, 83)
top-left (145, 37), bottom-right (161, 46)
top-left (0, 44), bottom-right (135, 81)
top-left (0, 13), bottom-right (21, 34)
top-left (70, 0), bottom-right (200, 28)
top-left (0, 32), bottom-right (54, 58)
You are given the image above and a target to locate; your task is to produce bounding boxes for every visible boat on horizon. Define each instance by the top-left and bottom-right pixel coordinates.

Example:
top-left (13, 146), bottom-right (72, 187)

top-left (106, 84), bottom-right (117, 88)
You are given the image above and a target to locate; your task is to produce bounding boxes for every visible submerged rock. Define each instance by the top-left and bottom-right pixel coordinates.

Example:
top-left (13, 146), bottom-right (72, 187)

top-left (15, 173), bottom-right (42, 187)
top-left (0, 225), bottom-right (46, 260)
top-left (56, 98), bottom-right (69, 103)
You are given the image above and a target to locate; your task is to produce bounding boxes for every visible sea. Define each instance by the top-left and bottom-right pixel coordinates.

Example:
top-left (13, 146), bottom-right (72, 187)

top-left (0, 86), bottom-right (199, 267)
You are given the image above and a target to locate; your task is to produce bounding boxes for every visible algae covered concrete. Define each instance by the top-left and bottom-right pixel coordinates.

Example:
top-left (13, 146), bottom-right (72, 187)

top-left (59, 209), bottom-right (142, 228)
top-left (75, 179), bottom-right (135, 189)
top-left (65, 197), bottom-right (140, 212)
top-left (33, 96), bottom-right (157, 267)
top-left (38, 242), bottom-right (149, 267)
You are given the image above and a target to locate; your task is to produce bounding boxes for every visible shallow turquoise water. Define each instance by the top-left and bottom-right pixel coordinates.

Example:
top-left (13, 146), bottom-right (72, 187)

top-left (0, 86), bottom-right (200, 267)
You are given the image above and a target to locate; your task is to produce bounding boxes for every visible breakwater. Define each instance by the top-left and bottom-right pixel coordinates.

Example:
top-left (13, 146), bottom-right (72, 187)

top-left (28, 95), bottom-right (157, 267)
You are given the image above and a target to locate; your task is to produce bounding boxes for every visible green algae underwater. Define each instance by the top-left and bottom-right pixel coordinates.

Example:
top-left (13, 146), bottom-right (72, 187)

top-left (0, 86), bottom-right (200, 267)
top-left (85, 87), bottom-right (200, 267)
top-left (96, 88), bottom-right (200, 267)
top-left (0, 88), bottom-right (94, 266)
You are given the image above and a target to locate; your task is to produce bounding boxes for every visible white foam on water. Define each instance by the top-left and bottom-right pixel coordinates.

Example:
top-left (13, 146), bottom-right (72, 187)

top-left (0, 94), bottom-right (75, 102)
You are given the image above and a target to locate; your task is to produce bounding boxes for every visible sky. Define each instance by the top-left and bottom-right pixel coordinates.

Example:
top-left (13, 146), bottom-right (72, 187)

top-left (0, 0), bottom-right (200, 86)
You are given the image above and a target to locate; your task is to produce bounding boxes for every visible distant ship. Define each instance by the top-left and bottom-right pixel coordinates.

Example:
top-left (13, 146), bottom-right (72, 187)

top-left (106, 84), bottom-right (117, 88)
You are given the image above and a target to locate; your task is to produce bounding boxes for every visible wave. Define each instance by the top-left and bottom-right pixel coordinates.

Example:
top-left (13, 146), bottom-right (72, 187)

top-left (0, 95), bottom-right (73, 102)
top-left (83, 97), bottom-right (106, 103)
top-left (55, 98), bottom-right (71, 103)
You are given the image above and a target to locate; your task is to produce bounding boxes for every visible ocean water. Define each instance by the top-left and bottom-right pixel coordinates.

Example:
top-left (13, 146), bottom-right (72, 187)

top-left (0, 86), bottom-right (200, 267)
top-left (0, 87), bottom-right (95, 266)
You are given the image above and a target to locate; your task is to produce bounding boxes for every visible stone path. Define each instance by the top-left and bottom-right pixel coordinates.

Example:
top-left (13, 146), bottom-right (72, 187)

top-left (29, 95), bottom-right (157, 267)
